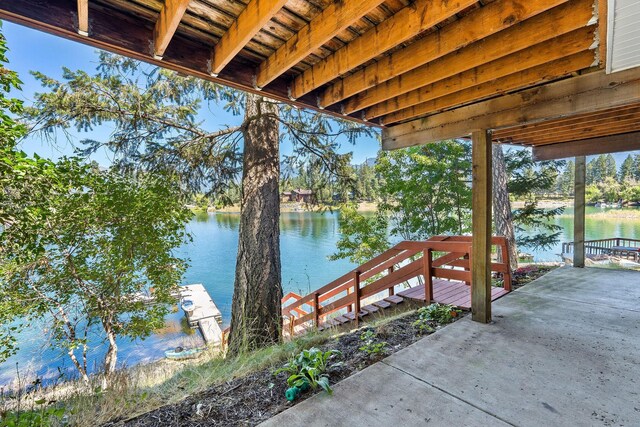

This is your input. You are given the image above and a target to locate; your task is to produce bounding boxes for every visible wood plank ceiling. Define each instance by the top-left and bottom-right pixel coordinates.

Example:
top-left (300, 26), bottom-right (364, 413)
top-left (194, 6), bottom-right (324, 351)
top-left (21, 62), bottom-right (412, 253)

top-left (0, 0), bottom-right (625, 148)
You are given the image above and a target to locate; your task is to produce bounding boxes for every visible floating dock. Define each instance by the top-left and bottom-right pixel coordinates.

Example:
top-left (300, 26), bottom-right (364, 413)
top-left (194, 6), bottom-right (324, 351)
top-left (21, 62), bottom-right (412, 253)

top-left (179, 284), bottom-right (223, 345)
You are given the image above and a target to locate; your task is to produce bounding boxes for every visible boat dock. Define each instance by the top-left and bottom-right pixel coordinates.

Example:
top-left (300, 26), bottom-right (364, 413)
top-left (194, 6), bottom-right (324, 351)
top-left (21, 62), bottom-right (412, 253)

top-left (179, 284), bottom-right (223, 345)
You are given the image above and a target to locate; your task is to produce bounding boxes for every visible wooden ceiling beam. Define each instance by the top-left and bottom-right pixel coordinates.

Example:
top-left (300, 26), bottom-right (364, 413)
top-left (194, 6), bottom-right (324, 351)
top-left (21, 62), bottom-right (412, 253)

top-left (499, 107), bottom-right (640, 141)
top-left (349, 1), bottom-right (595, 115)
top-left (516, 119), bottom-right (640, 145)
top-left (254, 0), bottom-right (388, 89)
top-left (381, 67), bottom-right (640, 150)
top-left (532, 132), bottom-right (640, 161)
top-left (493, 104), bottom-right (640, 138)
top-left (153, 0), bottom-right (191, 59)
top-left (364, 27), bottom-right (595, 120)
top-left (211, 0), bottom-right (288, 76)
top-left (319, 0), bottom-right (572, 109)
top-left (77, 0), bottom-right (88, 36)
top-left (289, 0), bottom-right (476, 100)
top-left (380, 51), bottom-right (594, 125)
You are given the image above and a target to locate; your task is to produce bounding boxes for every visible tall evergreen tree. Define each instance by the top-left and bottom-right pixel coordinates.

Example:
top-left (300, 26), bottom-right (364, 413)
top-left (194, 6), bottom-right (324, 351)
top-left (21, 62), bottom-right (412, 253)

top-left (23, 53), bottom-right (373, 354)
top-left (556, 160), bottom-right (575, 196)
top-left (619, 154), bottom-right (635, 183)
top-left (604, 154), bottom-right (617, 180)
top-left (633, 154), bottom-right (640, 181)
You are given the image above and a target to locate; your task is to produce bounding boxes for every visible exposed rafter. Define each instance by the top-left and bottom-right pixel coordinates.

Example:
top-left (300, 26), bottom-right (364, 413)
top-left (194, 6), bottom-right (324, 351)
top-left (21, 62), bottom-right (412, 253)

top-left (533, 131), bottom-right (640, 160)
top-left (494, 105), bottom-right (640, 141)
top-left (365, 27), bottom-right (595, 120)
top-left (319, 0), bottom-right (572, 108)
top-left (211, 0), bottom-right (288, 76)
top-left (153, 0), bottom-right (191, 59)
top-left (77, 0), bottom-right (88, 36)
top-left (254, 0), bottom-right (388, 89)
top-left (289, 0), bottom-right (477, 100)
top-left (346, 0), bottom-right (595, 114)
top-left (381, 67), bottom-right (640, 150)
top-left (380, 51), bottom-right (594, 125)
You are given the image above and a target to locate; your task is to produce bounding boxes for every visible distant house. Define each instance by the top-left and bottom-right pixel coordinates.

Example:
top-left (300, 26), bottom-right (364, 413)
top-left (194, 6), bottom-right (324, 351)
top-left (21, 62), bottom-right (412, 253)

top-left (280, 191), bottom-right (292, 203)
top-left (282, 189), bottom-right (313, 203)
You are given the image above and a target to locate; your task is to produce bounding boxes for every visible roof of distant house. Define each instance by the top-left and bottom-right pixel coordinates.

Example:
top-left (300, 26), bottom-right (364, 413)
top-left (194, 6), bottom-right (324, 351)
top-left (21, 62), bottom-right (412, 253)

top-left (292, 189), bottom-right (313, 195)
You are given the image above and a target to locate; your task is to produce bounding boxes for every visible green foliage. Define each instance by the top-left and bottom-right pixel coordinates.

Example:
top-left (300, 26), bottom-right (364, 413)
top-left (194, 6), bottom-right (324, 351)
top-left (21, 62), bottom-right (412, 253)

top-left (504, 149), bottom-right (565, 251)
top-left (413, 303), bottom-right (461, 332)
top-left (0, 403), bottom-right (65, 427)
top-left (0, 23), bottom-right (39, 362)
top-left (585, 175), bottom-right (640, 204)
top-left (619, 155), bottom-right (635, 183)
top-left (0, 160), bottom-right (191, 379)
top-left (358, 330), bottom-right (387, 357)
top-left (377, 142), bottom-right (472, 239)
top-left (274, 347), bottom-right (342, 394)
top-left (330, 204), bottom-right (389, 264)
top-left (586, 154), bottom-right (617, 185)
top-left (555, 160), bottom-right (574, 196)
top-left (26, 53), bottom-right (375, 205)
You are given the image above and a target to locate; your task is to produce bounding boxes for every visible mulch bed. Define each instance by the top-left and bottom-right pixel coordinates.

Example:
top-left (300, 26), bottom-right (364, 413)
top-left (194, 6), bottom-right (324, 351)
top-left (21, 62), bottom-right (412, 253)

top-left (110, 310), bottom-right (457, 427)
top-left (511, 264), bottom-right (559, 289)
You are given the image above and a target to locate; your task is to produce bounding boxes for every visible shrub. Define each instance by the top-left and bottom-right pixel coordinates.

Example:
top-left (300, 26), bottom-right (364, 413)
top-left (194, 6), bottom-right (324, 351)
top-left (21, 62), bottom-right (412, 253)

top-left (413, 303), bottom-right (461, 332)
top-left (358, 330), bottom-right (388, 357)
top-left (274, 347), bottom-right (341, 395)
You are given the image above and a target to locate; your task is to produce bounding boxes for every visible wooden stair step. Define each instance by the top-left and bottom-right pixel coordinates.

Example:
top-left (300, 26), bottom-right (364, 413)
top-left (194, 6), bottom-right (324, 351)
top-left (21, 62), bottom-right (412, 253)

top-left (323, 318), bottom-right (341, 327)
top-left (333, 315), bottom-right (350, 323)
top-left (343, 312), bottom-right (355, 321)
top-left (361, 304), bottom-right (379, 314)
top-left (384, 295), bottom-right (404, 305)
top-left (373, 300), bottom-right (392, 309)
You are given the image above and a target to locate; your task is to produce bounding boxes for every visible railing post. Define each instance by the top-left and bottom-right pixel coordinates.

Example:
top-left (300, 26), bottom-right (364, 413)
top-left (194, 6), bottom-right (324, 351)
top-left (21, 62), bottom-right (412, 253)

top-left (463, 253), bottom-right (471, 287)
top-left (313, 292), bottom-right (320, 329)
top-left (289, 315), bottom-right (295, 337)
top-left (422, 249), bottom-right (433, 303)
top-left (353, 271), bottom-right (361, 327)
top-left (387, 266), bottom-right (395, 296)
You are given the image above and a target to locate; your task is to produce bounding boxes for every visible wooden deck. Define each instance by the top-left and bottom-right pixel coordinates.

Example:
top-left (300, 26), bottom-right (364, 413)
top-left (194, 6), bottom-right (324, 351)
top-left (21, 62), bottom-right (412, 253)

top-left (283, 237), bottom-right (513, 336)
top-left (398, 279), bottom-right (509, 309)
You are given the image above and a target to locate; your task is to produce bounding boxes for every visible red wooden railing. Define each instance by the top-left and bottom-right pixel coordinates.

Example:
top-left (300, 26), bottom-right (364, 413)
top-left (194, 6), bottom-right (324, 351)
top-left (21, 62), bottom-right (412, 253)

top-left (281, 235), bottom-right (512, 337)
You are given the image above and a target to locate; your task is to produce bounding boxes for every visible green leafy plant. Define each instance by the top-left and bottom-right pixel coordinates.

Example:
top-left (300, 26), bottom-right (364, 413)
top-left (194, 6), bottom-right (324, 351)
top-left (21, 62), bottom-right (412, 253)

top-left (413, 303), bottom-right (461, 332)
top-left (358, 330), bottom-right (388, 357)
top-left (1, 401), bottom-right (65, 427)
top-left (274, 347), bottom-right (342, 395)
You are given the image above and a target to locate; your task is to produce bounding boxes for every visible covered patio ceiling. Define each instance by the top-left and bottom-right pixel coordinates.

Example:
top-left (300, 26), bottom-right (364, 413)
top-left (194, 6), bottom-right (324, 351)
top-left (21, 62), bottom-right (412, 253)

top-left (0, 0), bottom-right (623, 146)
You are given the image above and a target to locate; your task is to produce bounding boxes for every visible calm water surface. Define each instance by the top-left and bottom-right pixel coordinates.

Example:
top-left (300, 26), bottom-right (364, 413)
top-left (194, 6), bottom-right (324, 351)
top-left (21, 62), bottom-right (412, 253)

top-left (2, 207), bottom-right (639, 384)
top-left (0, 212), bottom-right (355, 385)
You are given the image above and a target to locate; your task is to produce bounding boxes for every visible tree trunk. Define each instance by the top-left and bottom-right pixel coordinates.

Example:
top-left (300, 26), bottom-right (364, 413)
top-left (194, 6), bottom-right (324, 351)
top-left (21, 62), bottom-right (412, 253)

top-left (492, 144), bottom-right (518, 271)
top-left (103, 322), bottom-right (118, 378)
top-left (228, 94), bottom-right (283, 354)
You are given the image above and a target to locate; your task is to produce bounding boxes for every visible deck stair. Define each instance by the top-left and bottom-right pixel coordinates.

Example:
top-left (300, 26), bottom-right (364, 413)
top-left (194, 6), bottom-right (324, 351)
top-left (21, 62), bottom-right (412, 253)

top-left (281, 236), bottom-right (512, 337)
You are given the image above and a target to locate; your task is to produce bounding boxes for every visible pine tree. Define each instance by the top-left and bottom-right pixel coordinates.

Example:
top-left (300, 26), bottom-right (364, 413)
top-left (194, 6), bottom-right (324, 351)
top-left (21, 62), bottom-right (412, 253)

top-left (24, 52), bottom-right (373, 354)
top-left (619, 154), bottom-right (635, 183)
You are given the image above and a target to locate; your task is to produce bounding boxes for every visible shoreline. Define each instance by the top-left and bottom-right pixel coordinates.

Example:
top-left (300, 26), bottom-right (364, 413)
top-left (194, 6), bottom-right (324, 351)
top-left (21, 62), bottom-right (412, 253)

top-left (191, 201), bottom-right (379, 214)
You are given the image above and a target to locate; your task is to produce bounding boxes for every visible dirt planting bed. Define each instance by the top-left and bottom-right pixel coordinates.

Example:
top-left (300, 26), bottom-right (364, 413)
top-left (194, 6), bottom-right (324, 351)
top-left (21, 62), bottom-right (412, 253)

top-left (107, 310), bottom-right (457, 427)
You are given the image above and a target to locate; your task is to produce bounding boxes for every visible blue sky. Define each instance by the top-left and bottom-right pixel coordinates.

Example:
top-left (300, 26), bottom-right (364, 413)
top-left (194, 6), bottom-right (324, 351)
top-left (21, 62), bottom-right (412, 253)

top-left (3, 21), bottom-right (381, 166)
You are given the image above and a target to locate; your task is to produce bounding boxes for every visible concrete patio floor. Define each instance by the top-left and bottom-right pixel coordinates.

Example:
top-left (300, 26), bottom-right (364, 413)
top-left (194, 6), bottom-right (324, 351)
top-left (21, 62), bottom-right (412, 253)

top-left (261, 266), bottom-right (640, 426)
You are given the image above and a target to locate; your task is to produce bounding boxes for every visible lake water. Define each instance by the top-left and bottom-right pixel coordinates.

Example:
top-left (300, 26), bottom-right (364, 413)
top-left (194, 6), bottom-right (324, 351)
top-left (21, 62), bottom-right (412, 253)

top-left (1, 206), bottom-right (639, 385)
